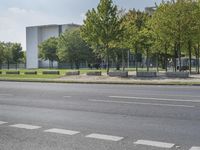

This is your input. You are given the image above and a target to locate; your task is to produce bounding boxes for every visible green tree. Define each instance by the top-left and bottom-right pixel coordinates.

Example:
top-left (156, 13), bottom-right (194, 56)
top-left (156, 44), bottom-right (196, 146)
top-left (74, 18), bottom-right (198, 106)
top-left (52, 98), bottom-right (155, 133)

top-left (11, 43), bottom-right (23, 69)
top-left (81, 0), bottom-right (124, 73)
top-left (0, 43), bottom-right (5, 69)
top-left (58, 28), bottom-right (94, 69)
top-left (39, 37), bottom-right (58, 68)
top-left (122, 10), bottom-right (148, 71)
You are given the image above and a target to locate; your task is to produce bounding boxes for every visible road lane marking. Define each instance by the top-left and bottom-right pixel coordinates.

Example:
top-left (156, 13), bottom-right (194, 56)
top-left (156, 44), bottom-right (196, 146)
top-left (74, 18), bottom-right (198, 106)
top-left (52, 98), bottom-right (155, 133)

top-left (134, 140), bottom-right (175, 148)
top-left (10, 124), bottom-right (41, 130)
top-left (190, 147), bottom-right (200, 150)
top-left (63, 96), bottom-right (71, 98)
top-left (88, 99), bottom-right (195, 108)
top-left (86, 133), bottom-right (124, 141)
top-left (44, 128), bottom-right (80, 135)
top-left (0, 121), bottom-right (8, 125)
top-left (0, 94), bottom-right (13, 96)
top-left (109, 96), bottom-right (200, 103)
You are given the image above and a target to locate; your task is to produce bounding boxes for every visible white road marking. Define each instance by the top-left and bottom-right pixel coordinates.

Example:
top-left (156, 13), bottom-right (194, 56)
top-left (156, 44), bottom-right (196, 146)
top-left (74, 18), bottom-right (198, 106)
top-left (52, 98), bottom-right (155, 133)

top-left (10, 124), bottom-right (41, 130)
top-left (86, 133), bottom-right (124, 142)
top-left (0, 94), bottom-right (13, 96)
top-left (63, 96), bottom-right (71, 98)
top-left (89, 99), bottom-right (195, 108)
top-left (44, 128), bottom-right (80, 135)
top-left (0, 121), bottom-right (8, 125)
top-left (109, 96), bottom-right (200, 103)
top-left (134, 140), bottom-right (175, 148)
top-left (190, 147), bottom-right (200, 150)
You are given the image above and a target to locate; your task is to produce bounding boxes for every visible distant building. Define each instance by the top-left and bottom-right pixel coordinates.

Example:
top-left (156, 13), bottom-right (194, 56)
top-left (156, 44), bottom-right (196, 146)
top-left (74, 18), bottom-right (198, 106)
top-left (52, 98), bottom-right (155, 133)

top-left (145, 6), bottom-right (156, 15)
top-left (26, 24), bottom-right (80, 69)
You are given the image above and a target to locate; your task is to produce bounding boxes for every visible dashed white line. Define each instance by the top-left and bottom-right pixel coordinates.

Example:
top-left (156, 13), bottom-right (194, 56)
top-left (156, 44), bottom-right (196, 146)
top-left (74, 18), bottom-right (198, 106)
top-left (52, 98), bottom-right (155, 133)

top-left (10, 124), bottom-right (41, 130)
top-left (88, 99), bottom-right (195, 108)
top-left (0, 94), bottom-right (13, 96)
top-left (190, 147), bottom-right (200, 150)
top-left (0, 121), bottom-right (8, 125)
top-left (134, 140), bottom-right (175, 148)
top-left (109, 96), bottom-right (200, 103)
top-left (86, 133), bottom-right (124, 142)
top-left (63, 96), bottom-right (71, 98)
top-left (44, 128), bottom-right (80, 135)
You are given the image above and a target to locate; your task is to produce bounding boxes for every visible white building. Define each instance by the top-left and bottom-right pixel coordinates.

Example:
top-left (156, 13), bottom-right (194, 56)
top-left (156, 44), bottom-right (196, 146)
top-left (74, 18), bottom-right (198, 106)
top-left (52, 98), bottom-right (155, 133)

top-left (26, 24), bottom-right (80, 69)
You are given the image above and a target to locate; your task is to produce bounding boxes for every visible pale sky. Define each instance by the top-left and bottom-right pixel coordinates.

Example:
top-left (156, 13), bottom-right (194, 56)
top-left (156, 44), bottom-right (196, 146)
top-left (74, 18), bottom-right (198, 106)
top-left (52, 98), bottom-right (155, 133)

top-left (0, 0), bottom-right (161, 49)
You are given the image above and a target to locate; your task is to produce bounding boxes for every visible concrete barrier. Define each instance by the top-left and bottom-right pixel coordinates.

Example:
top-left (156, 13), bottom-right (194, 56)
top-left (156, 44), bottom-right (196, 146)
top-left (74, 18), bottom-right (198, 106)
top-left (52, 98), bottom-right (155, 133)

top-left (166, 72), bottom-right (189, 78)
top-left (108, 71), bottom-right (128, 77)
top-left (6, 71), bottom-right (20, 75)
top-left (136, 72), bottom-right (157, 77)
top-left (66, 71), bottom-right (80, 76)
top-left (42, 70), bottom-right (60, 75)
top-left (24, 71), bottom-right (37, 75)
top-left (87, 71), bottom-right (102, 76)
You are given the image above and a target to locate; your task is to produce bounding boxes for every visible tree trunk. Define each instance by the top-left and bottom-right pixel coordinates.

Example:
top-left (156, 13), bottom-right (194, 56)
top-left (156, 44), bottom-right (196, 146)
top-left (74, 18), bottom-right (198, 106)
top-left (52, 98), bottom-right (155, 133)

top-left (135, 45), bottom-right (138, 72)
top-left (146, 47), bottom-right (149, 72)
top-left (188, 41), bottom-right (192, 74)
top-left (198, 43), bottom-right (200, 74)
top-left (177, 42), bottom-right (182, 72)
top-left (106, 46), bottom-right (110, 74)
top-left (122, 49), bottom-right (125, 71)
top-left (173, 43), bottom-right (177, 72)
top-left (156, 53), bottom-right (159, 72)
top-left (7, 60), bottom-right (10, 70)
top-left (164, 44), bottom-right (168, 72)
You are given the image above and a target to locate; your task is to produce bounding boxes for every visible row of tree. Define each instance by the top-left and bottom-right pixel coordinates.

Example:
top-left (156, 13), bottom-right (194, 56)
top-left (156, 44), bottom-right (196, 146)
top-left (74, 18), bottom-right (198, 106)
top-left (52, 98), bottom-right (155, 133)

top-left (80, 0), bottom-right (200, 73)
top-left (39, 0), bottom-right (200, 73)
top-left (0, 42), bottom-right (24, 69)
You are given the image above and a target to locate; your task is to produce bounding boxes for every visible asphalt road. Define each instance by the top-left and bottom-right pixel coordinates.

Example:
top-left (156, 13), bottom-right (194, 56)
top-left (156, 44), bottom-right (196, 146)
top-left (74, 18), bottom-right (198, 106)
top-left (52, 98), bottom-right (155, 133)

top-left (0, 81), bottom-right (200, 150)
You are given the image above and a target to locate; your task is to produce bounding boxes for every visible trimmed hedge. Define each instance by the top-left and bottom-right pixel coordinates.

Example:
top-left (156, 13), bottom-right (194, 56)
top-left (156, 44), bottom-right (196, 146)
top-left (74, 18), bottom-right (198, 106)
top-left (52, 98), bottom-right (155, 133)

top-left (108, 71), bottom-right (128, 77)
top-left (42, 70), bottom-right (60, 75)
top-left (66, 71), bottom-right (80, 76)
top-left (6, 71), bottom-right (20, 75)
top-left (87, 71), bottom-right (102, 76)
top-left (166, 72), bottom-right (189, 78)
top-left (0, 71), bottom-right (2, 74)
top-left (136, 72), bottom-right (157, 77)
top-left (24, 71), bottom-right (37, 75)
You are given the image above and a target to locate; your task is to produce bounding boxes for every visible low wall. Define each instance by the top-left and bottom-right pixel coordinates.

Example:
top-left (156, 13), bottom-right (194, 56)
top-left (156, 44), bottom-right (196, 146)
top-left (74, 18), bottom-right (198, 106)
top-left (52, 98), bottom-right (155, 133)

top-left (108, 71), bottom-right (128, 77)
top-left (87, 71), bottom-right (102, 76)
top-left (166, 72), bottom-right (189, 78)
top-left (136, 72), bottom-right (157, 77)
top-left (6, 71), bottom-right (20, 75)
top-left (66, 71), bottom-right (80, 76)
top-left (42, 71), bottom-right (60, 75)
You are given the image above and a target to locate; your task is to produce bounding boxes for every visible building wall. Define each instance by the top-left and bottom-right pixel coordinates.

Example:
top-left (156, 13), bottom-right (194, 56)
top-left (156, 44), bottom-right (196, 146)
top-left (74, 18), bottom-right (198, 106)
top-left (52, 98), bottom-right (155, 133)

top-left (26, 24), bottom-right (80, 69)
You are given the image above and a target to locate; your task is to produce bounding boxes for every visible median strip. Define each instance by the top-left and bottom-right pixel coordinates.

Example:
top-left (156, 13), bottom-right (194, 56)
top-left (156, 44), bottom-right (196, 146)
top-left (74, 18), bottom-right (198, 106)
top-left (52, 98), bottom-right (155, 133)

top-left (134, 140), bottom-right (175, 148)
top-left (86, 133), bottom-right (124, 142)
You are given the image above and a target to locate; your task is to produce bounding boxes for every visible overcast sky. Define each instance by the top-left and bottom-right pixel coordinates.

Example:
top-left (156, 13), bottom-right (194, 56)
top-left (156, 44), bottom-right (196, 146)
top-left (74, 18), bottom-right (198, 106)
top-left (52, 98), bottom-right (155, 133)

top-left (0, 0), bottom-right (161, 49)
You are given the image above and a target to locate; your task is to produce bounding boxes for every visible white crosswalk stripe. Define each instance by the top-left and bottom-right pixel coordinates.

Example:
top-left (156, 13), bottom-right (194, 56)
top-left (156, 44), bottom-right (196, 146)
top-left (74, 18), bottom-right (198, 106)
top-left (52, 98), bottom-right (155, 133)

top-left (0, 121), bottom-right (8, 125)
top-left (44, 128), bottom-right (80, 135)
top-left (86, 133), bottom-right (124, 141)
top-left (190, 147), bottom-right (200, 150)
top-left (9, 124), bottom-right (41, 130)
top-left (134, 140), bottom-right (175, 148)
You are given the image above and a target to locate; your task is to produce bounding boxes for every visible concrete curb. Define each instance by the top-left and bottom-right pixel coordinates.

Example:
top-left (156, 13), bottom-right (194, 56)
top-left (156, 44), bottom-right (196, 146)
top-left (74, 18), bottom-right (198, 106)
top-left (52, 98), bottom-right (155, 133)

top-left (0, 78), bottom-right (200, 86)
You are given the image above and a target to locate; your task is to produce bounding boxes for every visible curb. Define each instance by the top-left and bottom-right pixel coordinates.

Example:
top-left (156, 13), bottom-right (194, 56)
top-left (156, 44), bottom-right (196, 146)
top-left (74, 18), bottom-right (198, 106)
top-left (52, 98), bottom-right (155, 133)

top-left (0, 78), bottom-right (200, 86)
